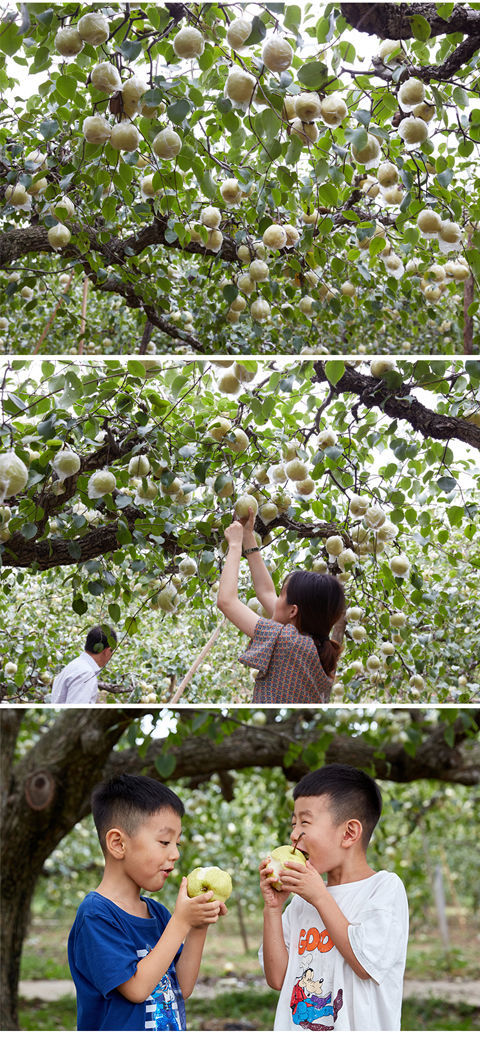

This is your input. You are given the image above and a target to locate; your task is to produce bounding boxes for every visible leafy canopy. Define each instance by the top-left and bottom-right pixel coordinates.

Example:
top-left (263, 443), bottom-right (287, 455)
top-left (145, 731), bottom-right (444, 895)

top-left (1, 355), bottom-right (479, 705)
top-left (0, 2), bottom-right (479, 354)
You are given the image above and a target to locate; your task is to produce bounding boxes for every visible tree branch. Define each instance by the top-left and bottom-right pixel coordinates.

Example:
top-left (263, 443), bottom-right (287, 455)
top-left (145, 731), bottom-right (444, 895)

top-left (341, 3), bottom-right (480, 40)
top-left (313, 362), bottom-right (480, 451)
top-left (341, 3), bottom-right (480, 82)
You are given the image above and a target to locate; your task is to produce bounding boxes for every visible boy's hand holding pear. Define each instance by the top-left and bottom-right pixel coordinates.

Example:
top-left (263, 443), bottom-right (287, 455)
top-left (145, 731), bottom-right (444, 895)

top-left (174, 877), bottom-right (227, 930)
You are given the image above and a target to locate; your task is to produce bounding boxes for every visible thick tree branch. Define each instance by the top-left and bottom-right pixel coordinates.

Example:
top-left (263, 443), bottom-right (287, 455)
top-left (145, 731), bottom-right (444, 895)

top-left (341, 3), bottom-right (480, 82)
top-left (5, 708), bottom-right (479, 861)
top-left (341, 3), bottom-right (480, 40)
top-left (313, 362), bottom-right (480, 450)
top-left (1, 504), bottom-right (146, 569)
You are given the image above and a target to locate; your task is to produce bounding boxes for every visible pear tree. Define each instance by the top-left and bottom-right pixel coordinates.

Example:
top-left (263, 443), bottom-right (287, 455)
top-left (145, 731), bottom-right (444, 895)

top-left (1, 704), bottom-right (479, 1028)
top-left (0, 355), bottom-right (479, 705)
top-left (0, 2), bottom-right (479, 355)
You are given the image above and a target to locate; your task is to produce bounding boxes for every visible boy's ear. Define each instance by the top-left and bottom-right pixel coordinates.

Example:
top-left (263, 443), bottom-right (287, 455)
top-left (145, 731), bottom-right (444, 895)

top-left (105, 827), bottom-right (126, 858)
top-left (341, 819), bottom-right (363, 847)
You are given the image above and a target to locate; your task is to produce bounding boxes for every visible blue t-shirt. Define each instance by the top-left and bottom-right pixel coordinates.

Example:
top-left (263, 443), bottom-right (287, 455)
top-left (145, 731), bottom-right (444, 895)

top-left (68, 891), bottom-right (186, 1031)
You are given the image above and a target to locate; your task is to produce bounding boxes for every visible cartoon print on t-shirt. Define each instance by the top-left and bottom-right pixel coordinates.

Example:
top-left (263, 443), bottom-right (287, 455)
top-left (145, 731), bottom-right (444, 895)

top-left (290, 966), bottom-right (343, 1031)
top-left (150, 972), bottom-right (182, 1031)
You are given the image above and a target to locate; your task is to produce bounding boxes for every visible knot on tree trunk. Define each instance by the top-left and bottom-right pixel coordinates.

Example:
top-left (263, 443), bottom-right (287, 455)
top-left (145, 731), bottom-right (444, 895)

top-left (24, 770), bottom-right (56, 811)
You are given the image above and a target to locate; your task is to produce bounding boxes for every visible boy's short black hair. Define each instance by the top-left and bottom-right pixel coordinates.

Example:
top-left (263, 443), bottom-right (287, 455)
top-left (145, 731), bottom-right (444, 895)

top-left (91, 773), bottom-right (185, 852)
top-left (85, 624), bottom-right (117, 654)
top-left (293, 763), bottom-right (382, 848)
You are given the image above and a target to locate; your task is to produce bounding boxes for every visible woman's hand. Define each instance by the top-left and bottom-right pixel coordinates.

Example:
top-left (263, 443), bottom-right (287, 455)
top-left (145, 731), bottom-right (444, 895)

top-left (224, 520), bottom-right (244, 548)
top-left (239, 507), bottom-right (256, 535)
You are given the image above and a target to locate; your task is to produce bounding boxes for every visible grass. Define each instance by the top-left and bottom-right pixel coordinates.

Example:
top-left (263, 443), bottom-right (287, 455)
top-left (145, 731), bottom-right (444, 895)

top-left (18, 908), bottom-right (479, 1031)
top-left (405, 929), bottom-right (478, 980)
top-left (401, 999), bottom-right (480, 1031)
top-left (18, 994), bottom-right (479, 1032)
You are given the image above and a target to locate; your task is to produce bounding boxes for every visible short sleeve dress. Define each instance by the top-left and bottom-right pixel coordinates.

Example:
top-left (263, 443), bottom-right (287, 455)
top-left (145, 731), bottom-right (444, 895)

top-left (238, 617), bottom-right (334, 706)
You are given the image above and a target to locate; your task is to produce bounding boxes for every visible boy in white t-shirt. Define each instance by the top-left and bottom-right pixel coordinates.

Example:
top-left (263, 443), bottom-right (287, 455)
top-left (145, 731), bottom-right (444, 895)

top-left (259, 763), bottom-right (409, 1031)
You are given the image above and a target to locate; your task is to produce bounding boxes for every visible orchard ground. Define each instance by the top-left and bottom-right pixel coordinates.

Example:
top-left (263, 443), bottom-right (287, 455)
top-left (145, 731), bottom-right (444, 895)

top-left (18, 908), bottom-right (480, 1031)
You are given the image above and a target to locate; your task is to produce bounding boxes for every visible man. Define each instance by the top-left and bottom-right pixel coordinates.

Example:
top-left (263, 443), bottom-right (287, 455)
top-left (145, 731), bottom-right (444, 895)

top-left (50, 625), bottom-right (117, 705)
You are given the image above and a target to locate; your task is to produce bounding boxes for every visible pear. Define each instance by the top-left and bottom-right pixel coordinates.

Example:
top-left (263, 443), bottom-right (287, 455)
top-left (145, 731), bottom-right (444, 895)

top-left (265, 845), bottom-right (306, 890)
top-left (187, 866), bottom-right (232, 902)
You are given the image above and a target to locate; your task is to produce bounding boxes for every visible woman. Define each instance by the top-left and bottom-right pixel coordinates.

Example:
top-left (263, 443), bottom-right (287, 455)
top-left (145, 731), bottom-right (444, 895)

top-left (217, 509), bottom-right (346, 706)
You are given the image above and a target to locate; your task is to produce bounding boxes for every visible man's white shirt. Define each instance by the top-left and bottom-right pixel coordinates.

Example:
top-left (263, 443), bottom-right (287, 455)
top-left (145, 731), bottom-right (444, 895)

top-left (50, 652), bottom-right (100, 705)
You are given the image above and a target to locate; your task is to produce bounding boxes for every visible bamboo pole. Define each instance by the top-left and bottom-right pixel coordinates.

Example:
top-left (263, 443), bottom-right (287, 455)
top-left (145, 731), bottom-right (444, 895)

top-left (168, 618), bottom-right (227, 706)
top-left (77, 276), bottom-right (89, 355)
top-left (32, 272), bottom-right (74, 354)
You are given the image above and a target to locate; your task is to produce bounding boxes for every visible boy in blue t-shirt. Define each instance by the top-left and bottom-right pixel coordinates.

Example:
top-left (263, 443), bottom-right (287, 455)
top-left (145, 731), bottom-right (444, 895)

top-left (68, 774), bottom-right (227, 1031)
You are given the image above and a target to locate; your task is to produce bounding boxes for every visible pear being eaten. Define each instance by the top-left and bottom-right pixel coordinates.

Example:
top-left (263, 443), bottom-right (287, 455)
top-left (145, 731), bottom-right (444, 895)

top-left (265, 845), bottom-right (306, 890)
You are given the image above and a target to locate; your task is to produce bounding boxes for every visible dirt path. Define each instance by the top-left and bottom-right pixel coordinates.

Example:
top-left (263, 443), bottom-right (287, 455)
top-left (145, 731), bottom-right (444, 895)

top-left (19, 977), bottom-right (480, 1006)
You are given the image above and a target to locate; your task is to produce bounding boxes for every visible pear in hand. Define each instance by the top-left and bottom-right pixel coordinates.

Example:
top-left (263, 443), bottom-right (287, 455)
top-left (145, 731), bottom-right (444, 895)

top-left (265, 845), bottom-right (306, 890)
top-left (186, 866), bottom-right (232, 902)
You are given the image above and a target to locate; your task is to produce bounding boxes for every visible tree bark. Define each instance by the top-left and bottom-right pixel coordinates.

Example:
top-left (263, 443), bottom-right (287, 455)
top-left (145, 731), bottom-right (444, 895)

top-left (341, 4), bottom-right (480, 40)
top-left (341, 3), bottom-right (480, 82)
top-left (1, 706), bottom-right (478, 1028)
top-left (313, 362), bottom-right (480, 450)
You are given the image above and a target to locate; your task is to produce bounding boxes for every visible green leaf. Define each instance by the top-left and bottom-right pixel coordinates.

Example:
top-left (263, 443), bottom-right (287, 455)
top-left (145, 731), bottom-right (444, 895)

top-left (436, 4), bottom-right (454, 19)
top-left (21, 522), bottom-right (37, 540)
top-left (128, 360), bottom-right (146, 378)
top-left (284, 5), bottom-right (302, 31)
top-left (350, 127), bottom-right (368, 151)
top-left (409, 14), bottom-right (432, 40)
top-left (167, 97), bottom-right (192, 124)
top-left (55, 75), bottom-right (77, 101)
top-left (244, 15), bottom-right (266, 47)
top-left (0, 20), bottom-right (21, 55)
top-left (297, 61), bottom-right (330, 90)
top-left (437, 477), bottom-right (456, 492)
top-left (465, 360), bottom-right (480, 383)
top-left (453, 86), bottom-right (469, 109)
top-left (436, 167), bottom-right (454, 187)
top-left (120, 39), bottom-right (143, 61)
top-left (317, 182), bottom-right (338, 207)
top-left (39, 118), bottom-right (59, 140)
top-left (58, 371), bottom-right (83, 409)
top-left (155, 753), bottom-right (177, 778)
top-left (72, 594), bottom-right (88, 615)
top-left (324, 361), bottom-right (345, 386)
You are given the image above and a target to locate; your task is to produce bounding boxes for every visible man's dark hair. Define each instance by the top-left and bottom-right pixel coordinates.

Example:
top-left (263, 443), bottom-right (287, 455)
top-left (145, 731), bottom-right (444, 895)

top-left (293, 763), bottom-right (382, 848)
top-left (91, 774), bottom-right (185, 852)
top-left (85, 624), bottom-right (117, 655)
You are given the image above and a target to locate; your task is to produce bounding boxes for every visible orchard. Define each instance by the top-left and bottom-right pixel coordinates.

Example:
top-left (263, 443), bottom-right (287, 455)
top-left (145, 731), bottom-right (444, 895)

top-left (0, 355), bottom-right (479, 704)
top-left (1, 704), bottom-right (479, 1030)
top-left (0, 2), bottom-right (479, 355)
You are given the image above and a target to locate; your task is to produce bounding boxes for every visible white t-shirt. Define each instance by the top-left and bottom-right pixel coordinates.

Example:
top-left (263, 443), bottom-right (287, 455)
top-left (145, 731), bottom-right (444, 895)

top-left (50, 652), bottom-right (100, 705)
top-left (259, 870), bottom-right (408, 1032)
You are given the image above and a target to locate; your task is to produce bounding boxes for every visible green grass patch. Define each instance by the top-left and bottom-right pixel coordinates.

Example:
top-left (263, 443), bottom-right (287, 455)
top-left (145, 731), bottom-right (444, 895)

top-left (18, 992), bottom-right (479, 1032)
top-left (19, 996), bottom-right (77, 1031)
top-left (186, 987), bottom-right (277, 1030)
top-left (401, 998), bottom-right (480, 1031)
top-left (405, 939), bottom-right (475, 980)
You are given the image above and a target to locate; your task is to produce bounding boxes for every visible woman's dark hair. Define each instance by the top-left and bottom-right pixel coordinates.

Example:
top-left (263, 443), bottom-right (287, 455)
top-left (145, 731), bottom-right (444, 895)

top-left (284, 570), bottom-right (345, 676)
top-left (91, 774), bottom-right (184, 852)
